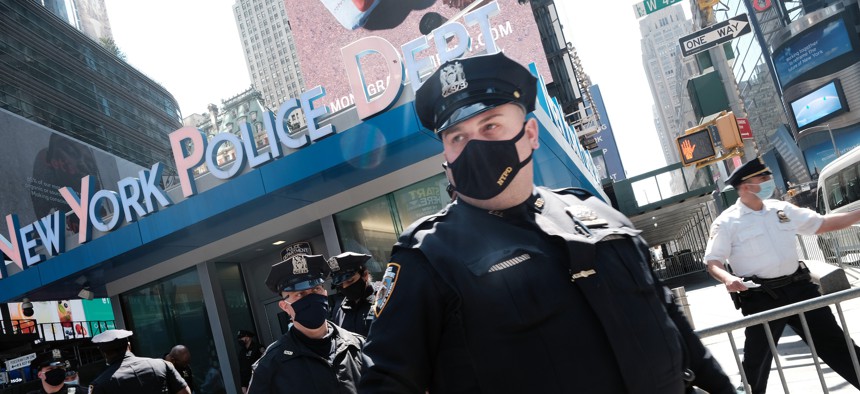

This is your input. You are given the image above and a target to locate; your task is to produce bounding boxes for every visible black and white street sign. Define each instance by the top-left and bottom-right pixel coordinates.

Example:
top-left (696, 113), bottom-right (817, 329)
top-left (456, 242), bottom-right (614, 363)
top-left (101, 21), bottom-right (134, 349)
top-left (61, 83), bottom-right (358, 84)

top-left (678, 14), bottom-right (751, 57)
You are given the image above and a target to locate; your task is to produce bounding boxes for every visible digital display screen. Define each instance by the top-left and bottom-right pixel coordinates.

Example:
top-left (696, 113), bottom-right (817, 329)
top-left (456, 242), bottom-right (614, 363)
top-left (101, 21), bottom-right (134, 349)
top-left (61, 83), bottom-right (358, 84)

top-left (676, 128), bottom-right (716, 166)
top-left (790, 79), bottom-right (848, 129)
top-left (773, 17), bottom-right (854, 87)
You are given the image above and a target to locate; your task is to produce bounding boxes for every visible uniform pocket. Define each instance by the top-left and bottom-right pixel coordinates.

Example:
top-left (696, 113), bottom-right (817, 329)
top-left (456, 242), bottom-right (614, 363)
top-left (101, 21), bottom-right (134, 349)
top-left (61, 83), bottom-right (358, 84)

top-left (734, 227), bottom-right (767, 257)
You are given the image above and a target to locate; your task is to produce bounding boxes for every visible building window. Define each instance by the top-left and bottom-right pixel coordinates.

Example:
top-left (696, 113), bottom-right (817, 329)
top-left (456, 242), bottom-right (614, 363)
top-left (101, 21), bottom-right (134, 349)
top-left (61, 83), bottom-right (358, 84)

top-left (334, 173), bottom-right (448, 279)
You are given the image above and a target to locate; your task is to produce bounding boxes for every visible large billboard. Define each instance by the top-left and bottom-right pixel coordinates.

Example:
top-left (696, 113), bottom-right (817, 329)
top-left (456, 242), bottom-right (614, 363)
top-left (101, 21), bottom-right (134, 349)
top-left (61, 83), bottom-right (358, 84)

top-left (284, 0), bottom-right (553, 113)
top-left (773, 16), bottom-right (855, 87)
top-left (0, 109), bottom-right (144, 257)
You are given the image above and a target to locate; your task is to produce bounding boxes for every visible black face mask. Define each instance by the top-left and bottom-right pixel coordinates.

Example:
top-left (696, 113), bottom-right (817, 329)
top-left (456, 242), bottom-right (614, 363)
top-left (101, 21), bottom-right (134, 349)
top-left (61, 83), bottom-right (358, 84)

top-left (341, 278), bottom-right (371, 302)
top-left (446, 124), bottom-right (532, 200)
top-left (289, 293), bottom-right (329, 329)
top-left (44, 368), bottom-right (66, 386)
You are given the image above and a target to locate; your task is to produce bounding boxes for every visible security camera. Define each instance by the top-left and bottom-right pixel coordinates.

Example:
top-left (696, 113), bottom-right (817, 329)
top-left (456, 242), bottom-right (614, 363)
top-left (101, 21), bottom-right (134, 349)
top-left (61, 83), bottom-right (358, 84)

top-left (21, 298), bottom-right (34, 317)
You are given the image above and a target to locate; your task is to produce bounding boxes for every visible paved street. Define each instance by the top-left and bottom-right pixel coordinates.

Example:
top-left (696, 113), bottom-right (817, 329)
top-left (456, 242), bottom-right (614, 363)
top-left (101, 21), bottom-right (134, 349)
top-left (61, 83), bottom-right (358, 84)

top-left (669, 268), bottom-right (860, 393)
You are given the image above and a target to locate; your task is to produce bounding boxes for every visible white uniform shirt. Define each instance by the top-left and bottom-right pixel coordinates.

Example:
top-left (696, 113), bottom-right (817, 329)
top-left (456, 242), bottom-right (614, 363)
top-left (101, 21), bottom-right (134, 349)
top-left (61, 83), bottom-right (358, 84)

top-left (704, 198), bottom-right (823, 278)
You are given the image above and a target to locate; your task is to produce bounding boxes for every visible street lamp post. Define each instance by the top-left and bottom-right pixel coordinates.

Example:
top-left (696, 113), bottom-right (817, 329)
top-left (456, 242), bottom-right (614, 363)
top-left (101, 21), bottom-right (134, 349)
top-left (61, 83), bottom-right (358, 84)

top-left (799, 123), bottom-right (840, 158)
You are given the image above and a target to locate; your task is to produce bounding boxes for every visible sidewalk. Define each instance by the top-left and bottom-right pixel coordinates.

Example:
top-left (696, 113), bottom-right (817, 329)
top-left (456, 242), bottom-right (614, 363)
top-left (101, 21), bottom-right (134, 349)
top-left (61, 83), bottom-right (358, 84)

top-left (667, 268), bottom-right (860, 393)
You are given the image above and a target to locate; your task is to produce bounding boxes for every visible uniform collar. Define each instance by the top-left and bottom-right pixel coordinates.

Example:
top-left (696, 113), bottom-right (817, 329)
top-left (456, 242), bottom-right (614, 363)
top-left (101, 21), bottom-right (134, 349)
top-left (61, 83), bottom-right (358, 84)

top-left (484, 189), bottom-right (544, 219)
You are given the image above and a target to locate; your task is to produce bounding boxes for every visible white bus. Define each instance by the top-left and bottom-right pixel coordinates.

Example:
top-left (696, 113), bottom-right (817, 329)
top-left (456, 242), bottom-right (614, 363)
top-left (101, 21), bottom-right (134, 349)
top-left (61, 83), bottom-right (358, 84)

top-left (815, 145), bottom-right (860, 261)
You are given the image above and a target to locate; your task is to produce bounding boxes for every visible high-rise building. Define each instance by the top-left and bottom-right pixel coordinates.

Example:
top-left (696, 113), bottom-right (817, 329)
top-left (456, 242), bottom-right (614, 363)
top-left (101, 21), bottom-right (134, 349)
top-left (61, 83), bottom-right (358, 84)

top-left (639, 5), bottom-right (694, 165)
top-left (233, 0), bottom-right (304, 109)
top-left (0, 0), bottom-right (182, 170)
top-left (38, 0), bottom-right (113, 43)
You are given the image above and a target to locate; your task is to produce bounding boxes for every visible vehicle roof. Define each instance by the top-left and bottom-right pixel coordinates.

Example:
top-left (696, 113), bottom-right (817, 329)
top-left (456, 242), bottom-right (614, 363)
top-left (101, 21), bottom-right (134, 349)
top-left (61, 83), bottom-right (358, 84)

top-left (820, 145), bottom-right (860, 178)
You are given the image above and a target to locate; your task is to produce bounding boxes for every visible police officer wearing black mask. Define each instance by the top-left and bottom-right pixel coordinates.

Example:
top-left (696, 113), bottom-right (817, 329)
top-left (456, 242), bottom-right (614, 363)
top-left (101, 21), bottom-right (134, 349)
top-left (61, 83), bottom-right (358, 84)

top-left (358, 52), bottom-right (734, 394)
top-left (27, 355), bottom-right (84, 394)
top-left (328, 252), bottom-right (375, 336)
top-left (247, 253), bottom-right (365, 393)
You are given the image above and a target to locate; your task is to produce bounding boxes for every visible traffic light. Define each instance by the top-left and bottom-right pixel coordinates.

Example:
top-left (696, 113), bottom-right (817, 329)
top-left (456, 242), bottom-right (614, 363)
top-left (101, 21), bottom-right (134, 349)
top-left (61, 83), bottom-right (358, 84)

top-left (714, 111), bottom-right (743, 150)
top-left (676, 127), bottom-right (716, 166)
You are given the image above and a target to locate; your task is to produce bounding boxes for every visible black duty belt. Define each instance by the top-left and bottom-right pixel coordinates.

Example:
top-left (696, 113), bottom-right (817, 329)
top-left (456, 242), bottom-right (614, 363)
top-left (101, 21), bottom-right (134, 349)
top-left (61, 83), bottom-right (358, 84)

top-left (743, 262), bottom-right (811, 298)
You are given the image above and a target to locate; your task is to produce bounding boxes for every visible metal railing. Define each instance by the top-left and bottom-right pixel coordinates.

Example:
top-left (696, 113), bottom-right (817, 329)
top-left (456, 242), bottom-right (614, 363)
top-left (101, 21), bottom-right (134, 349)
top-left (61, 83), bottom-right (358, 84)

top-left (797, 227), bottom-right (860, 269)
top-left (696, 287), bottom-right (860, 393)
top-left (653, 250), bottom-right (708, 280)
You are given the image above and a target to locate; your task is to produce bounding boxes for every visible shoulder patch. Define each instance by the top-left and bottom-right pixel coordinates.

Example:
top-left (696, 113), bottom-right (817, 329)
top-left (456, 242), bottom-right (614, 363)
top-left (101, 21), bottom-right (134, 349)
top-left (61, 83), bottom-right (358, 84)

top-left (373, 263), bottom-right (401, 318)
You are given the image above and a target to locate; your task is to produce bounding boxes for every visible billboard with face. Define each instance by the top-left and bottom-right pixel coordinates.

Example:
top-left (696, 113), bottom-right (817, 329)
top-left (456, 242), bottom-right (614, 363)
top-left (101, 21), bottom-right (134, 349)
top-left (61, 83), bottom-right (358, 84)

top-left (0, 109), bottom-right (144, 274)
top-left (284, 0), bottom-right (553, 114)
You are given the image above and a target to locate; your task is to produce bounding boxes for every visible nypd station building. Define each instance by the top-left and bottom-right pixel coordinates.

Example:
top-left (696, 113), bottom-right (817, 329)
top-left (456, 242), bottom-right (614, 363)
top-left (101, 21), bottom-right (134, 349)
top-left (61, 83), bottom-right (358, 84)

top-left (0, 56), bottom-right (605, 391)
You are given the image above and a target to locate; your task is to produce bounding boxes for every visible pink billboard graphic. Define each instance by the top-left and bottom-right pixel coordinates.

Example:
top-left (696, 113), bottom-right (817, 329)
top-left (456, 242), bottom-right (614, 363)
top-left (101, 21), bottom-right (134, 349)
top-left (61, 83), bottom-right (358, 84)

top-left (285, 0), bottom-right (552, 113)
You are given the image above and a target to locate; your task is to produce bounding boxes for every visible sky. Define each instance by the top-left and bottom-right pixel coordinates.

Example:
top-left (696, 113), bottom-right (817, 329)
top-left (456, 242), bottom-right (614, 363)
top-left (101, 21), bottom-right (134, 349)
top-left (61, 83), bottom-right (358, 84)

top-left (103, 0), bottom-right (690, 177)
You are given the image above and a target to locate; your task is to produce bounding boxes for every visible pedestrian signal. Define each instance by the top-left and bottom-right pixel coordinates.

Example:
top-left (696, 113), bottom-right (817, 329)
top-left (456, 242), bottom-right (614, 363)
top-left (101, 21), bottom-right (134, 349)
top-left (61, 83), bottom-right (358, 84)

top-left (676, 127), bottom-right (716, 166)
top-left (714, 111), bottom-right (743, 149)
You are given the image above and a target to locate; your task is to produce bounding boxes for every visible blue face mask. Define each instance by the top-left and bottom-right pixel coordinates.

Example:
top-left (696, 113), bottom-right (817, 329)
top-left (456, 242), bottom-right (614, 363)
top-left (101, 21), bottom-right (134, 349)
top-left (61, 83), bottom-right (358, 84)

top-left (754, 179), bottom-right (775, 200)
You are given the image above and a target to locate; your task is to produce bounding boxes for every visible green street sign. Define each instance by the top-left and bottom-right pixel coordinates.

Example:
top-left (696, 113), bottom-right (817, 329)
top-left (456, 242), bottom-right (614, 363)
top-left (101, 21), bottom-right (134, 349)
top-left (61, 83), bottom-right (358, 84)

top-left (633, 0), bottom-right (682, 18)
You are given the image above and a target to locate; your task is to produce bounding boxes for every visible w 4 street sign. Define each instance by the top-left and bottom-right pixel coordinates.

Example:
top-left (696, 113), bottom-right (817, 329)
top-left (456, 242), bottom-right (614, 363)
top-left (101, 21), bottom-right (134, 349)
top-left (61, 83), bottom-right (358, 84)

top-left (633, 0), bottom-right (682, 18)
top-left (678, 14), bottom-right (752, 57)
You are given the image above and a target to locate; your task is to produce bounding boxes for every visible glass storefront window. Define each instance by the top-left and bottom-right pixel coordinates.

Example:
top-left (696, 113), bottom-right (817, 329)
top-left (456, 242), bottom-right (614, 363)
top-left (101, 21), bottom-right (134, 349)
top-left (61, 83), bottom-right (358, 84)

top-left (334, 173), bottom-right (448, 279)
top-left (120, 268), bottom-right (221, 393)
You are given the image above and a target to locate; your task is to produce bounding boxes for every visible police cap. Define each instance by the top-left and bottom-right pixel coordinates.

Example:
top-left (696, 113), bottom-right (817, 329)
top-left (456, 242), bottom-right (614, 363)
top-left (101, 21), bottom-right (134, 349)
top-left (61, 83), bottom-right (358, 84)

top-left (236, 330), bottom-right (256, 339)
top-left (30, 353), bottom-right (64, 371)
top-left (265, 254), bottom-right (331, 294)
top-left (91, 329), bottom-right (133, 350)
top-left (726, 157), bottom-right (772, 188)
top-left (415, 52), bottom-right (537, 134)
top-left (328, 252), bottom-right (372, 286)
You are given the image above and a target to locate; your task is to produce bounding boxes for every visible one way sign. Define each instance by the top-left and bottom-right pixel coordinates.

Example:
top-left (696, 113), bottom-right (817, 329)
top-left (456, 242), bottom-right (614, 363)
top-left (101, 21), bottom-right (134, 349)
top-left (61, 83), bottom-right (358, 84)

top-left (678, 14), bottom-right (751, 57)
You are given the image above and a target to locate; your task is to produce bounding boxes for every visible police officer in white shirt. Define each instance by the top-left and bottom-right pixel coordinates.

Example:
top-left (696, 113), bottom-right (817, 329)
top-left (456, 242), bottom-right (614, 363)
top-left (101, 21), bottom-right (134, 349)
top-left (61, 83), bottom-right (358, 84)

top-left (704, 157), bottom-right (860, 394)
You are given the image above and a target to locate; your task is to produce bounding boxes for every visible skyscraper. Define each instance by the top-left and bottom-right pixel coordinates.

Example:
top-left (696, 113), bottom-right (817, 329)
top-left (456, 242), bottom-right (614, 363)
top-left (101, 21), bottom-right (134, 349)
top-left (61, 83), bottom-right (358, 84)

top-left (38, 0), bottom-right (113, 43)
top-left (640, 5), bottom-right (694, 165)
top-left (233, 0), bottom-right (305, 109)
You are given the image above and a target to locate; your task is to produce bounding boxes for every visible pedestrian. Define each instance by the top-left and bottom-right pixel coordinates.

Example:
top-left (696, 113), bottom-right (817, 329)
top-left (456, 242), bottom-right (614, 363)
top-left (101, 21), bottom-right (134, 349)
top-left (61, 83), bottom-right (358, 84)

top-left (704, 157), bottom-right (860, 393)
top-left (88, 329), bottom-right (191, 394)
top-left (26, 354), bottom-right (85, 394)
top-left (358, 52), bottom-right (733, 393)
top-left (247, 253), bottom-right (364, 393)
top-left (236, 330), bottom-right (263, 393)
top-left (328, 251), bottom-right (376, 336)
top-left (164, 345), bottom-right (195, 393)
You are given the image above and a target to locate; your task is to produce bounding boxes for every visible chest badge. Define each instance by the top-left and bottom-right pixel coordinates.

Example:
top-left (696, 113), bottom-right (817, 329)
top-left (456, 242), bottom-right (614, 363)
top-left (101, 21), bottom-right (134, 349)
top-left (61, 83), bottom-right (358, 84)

top-left (776, 210), bottom-right (790, 223)
top-left (284, 350), bottom-right (294, 355)
top-left (570, 269), bottom-right (597, 282)
top-left (566, 205), bottom-right (608, 228)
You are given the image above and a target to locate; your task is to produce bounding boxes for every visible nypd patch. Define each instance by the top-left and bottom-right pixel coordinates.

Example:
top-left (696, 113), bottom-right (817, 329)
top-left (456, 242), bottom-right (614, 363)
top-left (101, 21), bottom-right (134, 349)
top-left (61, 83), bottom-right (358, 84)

top-left (374, 263), bottom-right (401, 317)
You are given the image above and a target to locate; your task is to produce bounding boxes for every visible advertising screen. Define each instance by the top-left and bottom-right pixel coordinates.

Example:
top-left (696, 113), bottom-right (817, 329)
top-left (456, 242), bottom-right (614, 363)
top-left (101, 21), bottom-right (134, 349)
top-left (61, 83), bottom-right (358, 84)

top-left (790, 79), bottom-right (848, 129)
top-left (284, 0), bottom-right (552, 113)
top-left (7, 298), bottom-right (116, 341)
top-left (773, 17), bottom-right (854, 87)
top-left (0, 110), bottom-right (144, 247)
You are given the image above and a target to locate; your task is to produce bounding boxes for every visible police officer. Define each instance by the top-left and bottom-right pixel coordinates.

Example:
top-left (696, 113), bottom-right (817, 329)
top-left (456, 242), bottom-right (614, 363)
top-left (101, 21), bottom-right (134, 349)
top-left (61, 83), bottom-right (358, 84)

top-left (89, 329), bottom-right (190, 394)
top-left (27, 354), bottom-right (85, 394)
top-left (705, 158), bottom-right (860, 393)
top-left (247, 253), bottom-right (364, 393)
top-left (328, 252), bottom-right (376, 336)
top-left (236, 330), bottom-right (263, 393)
top-left (358, 52), bottom-right (733, 393)
top-left (164, 345), bottom-right (194, 393)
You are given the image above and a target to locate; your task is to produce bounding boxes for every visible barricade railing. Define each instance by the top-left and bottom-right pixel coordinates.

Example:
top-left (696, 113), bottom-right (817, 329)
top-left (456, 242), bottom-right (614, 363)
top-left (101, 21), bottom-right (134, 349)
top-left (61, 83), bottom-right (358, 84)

top-left (696, 287), bottom-right (860, 393)
top-left (653, 250), bottom-right (707, 280)
top-left (797, 227), bottom-right (860, 269)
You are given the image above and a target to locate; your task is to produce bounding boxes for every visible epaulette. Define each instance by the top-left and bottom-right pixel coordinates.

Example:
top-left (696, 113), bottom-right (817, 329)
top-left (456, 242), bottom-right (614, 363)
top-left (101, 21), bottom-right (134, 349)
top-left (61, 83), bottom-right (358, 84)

top-left (550, 186), bottom-right (594, 201)
top-left (396, 205), bottom-right (452, 246)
